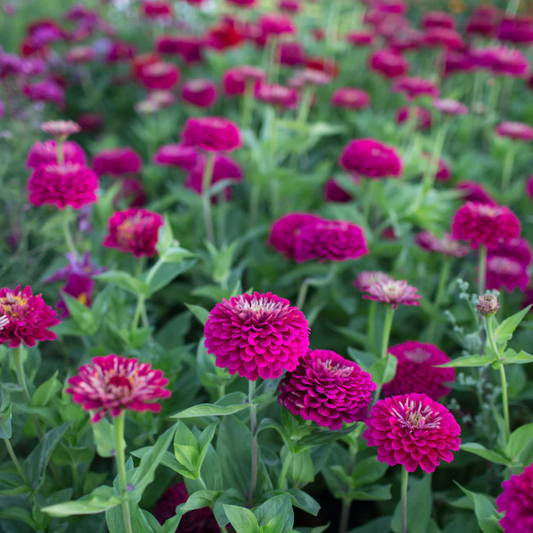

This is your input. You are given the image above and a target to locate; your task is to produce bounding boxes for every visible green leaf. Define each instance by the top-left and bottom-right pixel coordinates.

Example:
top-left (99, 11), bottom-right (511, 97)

top-left (174, 421), bottom-right (200, 473)
top-left (287, 489), bottom-right (320, 516)
top-left (501, 350), bottom-right (533, 365)
top-left (0, 507), bottom-right (38, 529)
top-left (42, 486), bottom-right (121, 517)
top-left (161, 246), bottom-right (196, 263)
top-left (31, 372), bottom-right (62, 407)
top-left (494, 306), bottom-right (531, 343)
top-left (156, 215), bottom-right (175, 257)
top-left (255, 494), bottom-right (294, 532)
top-left (391, 475), bottom-right (432, 533)
top-left (107, 500), bottom-right (156, 533)
top-left (352, 457), bottom-right (389, 487)
top-left (171, 402), bottom-right (248, 419)
top-left (505, 423), bottom-right (533, 462)
top-left (95, 270), bottom-right (149, 297)
top-left (347, 516), bottom-right (392, 533)
top-left (93, 419), bottom-right (117, 458)
top-left (436, 355), bottom-right (495, 368)
top-left (346, 484), bottom-right (392, 501)
top-left (197, 423), bottom-right (218, 476)
top-left (180, 490), bottom-right (222, 512)
top-left (186, 304), bottom-right (210, 326)
top-left (369, 355), bottom-right (397, 385)
top-left (456, 483), bottom-right (503, 533)
top-left (131, 448), bottom-right (193, 479)
top-left (213, 488), bottom-right (248, 527)
top-left (0, 404), bottom-right (12, 439)
top-left (160, 513), bottom-right (182, 533)
top-left (53, 443), bottom-right (94, 466)
top-left (147, 260), bottom-right (197, 295)
top-left (224, 505), bottom-right (259, 533)
top-left (156, 312), bottom-right (191, 350)
top-left (460, 443), bottom-right (512, 466)
top-left (62, 293), bottom-right (98, 335)
top-left (289, 449), bottom-right (315, 484)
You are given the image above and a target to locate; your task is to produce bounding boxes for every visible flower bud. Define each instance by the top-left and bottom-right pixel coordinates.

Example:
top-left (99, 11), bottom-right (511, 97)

top-left (477, 294), bottom-right (500, 316)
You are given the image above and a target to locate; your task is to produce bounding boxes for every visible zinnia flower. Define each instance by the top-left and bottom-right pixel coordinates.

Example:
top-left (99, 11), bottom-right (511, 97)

top-left (204, 292), bottom-right (309, 381)
top-left (0, 286), bottom-right (60, 348)
top-left (181, 79), bottom-right (217, 109)
top-left (527, 176), bottom-right (533, 200)
top-left (363, 279), bottom-right (422, 309)
top-left (392, 76), bottom-right (439, 100)
top-left (383, 341), bottom-right (455, 400)
top-left (153, 144), bottom-right (199, 171)
top-left (28, 163), bottom-right (99, 210)
top-left (103, 208), bottom-right (164, 258)
top-left (479, 46), bottom-right (529, 77)
top-left (278, 349), bottom-right (376, 430)
top-left (346, 31), bottom-right (374, 46)
top-left (451, 202), bottom-right (521, 250)
top-left (340, 139), bottom-right (403, 179)
top-left (23, 80), bottom-right (64, 106)
top-left (424, 28), bottom-right (463, 49)
top-left (156, 35), bottom-right (204, 64)
top-left (66, 355), bottom-right (171, 423)
top-left (415, 231), bottom-right (469, 258)
top-left (324, 179), bottom-right (353, 203)
top-left (497, 464), bottom-right (533, 533)
top-left (369, 49), bottom-right (408, 78)
top-left (141, 0), bottom-right (173, 19)
top-left (486, 256), bottom-right (530, 292)
top-left (278, 41), bottom-right (305, 67)
top-left (41, 120), bottom-right (80, 138)
top-left (294, 220), bottom-right (369, 263)
top-left (498, 16), bottom-right (533, 45)
top-left (57, 273), bottom-right (95, 318)
top-left (139, 61), bottom-right (181, 91)
top-left (354, 271), bottom-right (393, 291)
top-left (93, 147), bottom-right (143, 177)
top-left (433, 98), bottom-right (468, 115)
top-left (44, 252), bottom-right (106, 283)
top-left (495, 121), bottom-right (533, 141)
top-left (222, 66), bottom-right (265, 96)
top-left (421, 11), bottom-right (456, 30)
top-left (185, 155), bottom-right (243, 199)
top-left (268, 213), bottom-right (322, 259)
top-left (26, 140), bottom-right (86, 168)
top-left (182, 117), bottom-right (242, 153)
top-left (455, 181), bottom-right (495, 204)
top-left (331, 88), bottom-right (370, 110)
top-left (254, 83), bottom-right (299, 109)
top-left (489, 238), bottom-right (532, 267)
top-left (364, 393), bottom-right (461, 473)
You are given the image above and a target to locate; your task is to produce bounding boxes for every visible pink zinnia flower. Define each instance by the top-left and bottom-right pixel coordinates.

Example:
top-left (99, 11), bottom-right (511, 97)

top-left (254, 83), bottom-right (299, 109)
top-left (433, 98), bottom-right (468, 115)
top-left (383, 342), bottom-right (455, 400)
top-left (289, 69), bottom-right (331, 89)
top-left (156, 35), bottom-right (204, 64)
top-left (222, 66), bottom-right (265, 96)
top-left (479, 46), bottom-right (529, 77)
top-left (181, 79), bottom-right (217, 108)
top-left (392, 76), bottom-right (439, 100)
top-left (0, 286), bottom-right (60, 348)
top-left (396, 106), bottom-right (432, 130)
top-left (268, 213), bottom-right (322, 259)
top-left (141, 0), bottom-right (173, 19)
top-left (363, 279), bottom-right (422, 309)
top-left (346, 31), bottom-right (374, 47)
top-left (388, 28), bottom-right (425, 53)
top-left (495, 121), bottom-right (533, 141)
top-left (66, 355), bottom-right (171, 423)
top-left (497, 464), bottom-right (533, 533)
top-left (185, 154), bottom-right (243, 199)
top-left (204, 292), bottom-right (309, 381)
top-left (294, 220), bottom-right (369, 263)
top-left (153, 144), bottom-right (199, 171)
top-left (364, 393), bottom-right (461, 473)
top-left (26, 140), bottom-right (86, 168)
top-left (340, 139), bottom-right (402, 179)
top-left (498, 16), bottom-right (533, 45)
top-left (489, 238), bottom-right (532, 267)
top-left (421, 11), bottom-right (456, 30)
top-left (279, 0), bottom-right (300, 13)
top-left (41, 120), bottom-right (80, 138)
top-left (486, 256), bottom-right (530, 292)
top-left (324, 179), bottom-right (353, 203)
top-left (278, 349), bottom-right (376, 430)
top-left (105, 41), bottom-right (135, 63)
top-left (354, 271), bottom-right (393, 291)
top-left (23, 80), bottom-right (64, 106)
top-left (369, 49), bottom-right (409, 78)
top-left (416, 231), bottom-right (470, 258)
top-left (256, 13), bottom-right (296, 46)
top-left (278, 41), bottom-right (305, 67)
top-left (182, 117), bottom-right (242, 153)
top-left (139, 62), bottom-right (181, 91)
top-left (103, 208), bottom-right (164, 258)
top-left (451, 202), bottom-right (521, 250)
top-left (455, 181), bottom-right (495, 205)
top-left (93, 147), bottom-right (143, 177)
top-left (331, 88), bottom-right (370, 110)
top-left (424, 27), bottom-right (463, 49)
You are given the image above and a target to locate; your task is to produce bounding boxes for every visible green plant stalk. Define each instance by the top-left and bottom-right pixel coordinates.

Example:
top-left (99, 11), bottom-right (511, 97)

top-left (57, 140), bottom-right (65, 165)
top-left (478, 244), bottom-right (487, 296)
top-left (132, 257), bottom-right (148, 332)
top-left (277, 448), bottom-right (292, 490)
top-left (63, 208), bottom-right (79, 260)
top-left (362, 180), bottom-right (377, 226)
top-left (420, 120), bottom-right (450, 197)
top-left (267, 36), bottom-right (279, 84)
top-left (249, 184), bottom-right (261, 228)
top-left (201, 153), bottom-right (216, 244)
top-left (241, 78), bottom-right (255, 129)
top-left (501, 146), bottom-right (516, 195)
top-left (427, 257), bottom-right (452, 342)
top-left (114, 413), bottom-right (133, 533)
top-left (12, 345), bottom-right (31, 405)
top-left (296, 263), bottom-right (337, 310)
top-left (248, 380), bottom-right (258, 503)
top-left (269, 109), bottom-right (279, 217)
top-left (297, 86), bottom-right (315, 126)
top-left (372, 306), bottom-right (395, 404)
top-left (401, 467), bottom-right (409, 533)
top-left (507, 0), bottom-right (521, 15)
top-left (3, 438), bottom-right (28, 483)
top-left (367, 300), bottom-right (377, 352)
top-left (338, 444), bottom-right (357, 533)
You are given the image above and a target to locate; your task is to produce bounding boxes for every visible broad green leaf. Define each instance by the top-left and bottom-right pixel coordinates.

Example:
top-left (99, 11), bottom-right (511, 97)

top-left (288, 489), bottom-right (320, 516)
top-left (95, 270), bottom-right (149, 296)
top-left (391, 475), bottom-right (432, 533)
top-left (369, 355), bottom-right (397, 385)
top-left (460, 443), bottom-right (512, 466)
top-left (0, 508), bottom-right (38, 529)
top-left (185, 304), bottom-right (210, 326)
top-left (0, 404), bottom-right (12, 439)
top-left (171, 402), bottom-right (248, 419)
top-left (346, 484), bottom-right (392, 501)
top-left (174, 421), bottom-right (199, 472)
top-left (31, 372), bottom-right (62, 407)
top-left (93, 419), bottom-right (117, 458)
top-left (494, 306), bottom-right (531, 343)
top-left (224, 505), bottom-right (259, 533)
top-left (348, 516), bottom-right (392, 533)
top-left (107, 500), bottom-right (156, 533)
top-left (436, 355), bottom-right (495, 368)
top-left (352, 456), bottom-right (389, 487)
top-left (456, 484), bottom-right (503, 533)
top-left (505, 423), bottom-right (533, 461)
top-left (180, 490), bottom-right (222, 512)
top-left (255, 494), bottom-right (294, 533)
top-left (502, 350), bottom-right (533, 365)
top-left (53, 443), bottom-right (94, 466)
top-left (147, 260), bottom-right (197, 295)
top-left (62, 293), bottom-right (98, 335)
top-left (42, 486), bottom-right (121, 517)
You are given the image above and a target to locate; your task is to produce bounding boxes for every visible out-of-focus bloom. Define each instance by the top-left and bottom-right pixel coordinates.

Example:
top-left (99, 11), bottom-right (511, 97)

top-left (363, 279), bottom-right (422, 309)
top-left (527, 176), bottom-right (533, 200)
top-left (477, 294), bottom-right (500, 316)
top-left (254, 83), bottom-right (298, 109)
top-left (396, 106), bottom-right (432, 130)
top-left (325, 179), bottom-right (353, 203)
top-left (279, 0), bottom-right (300, 13)
top-left (0, 286), bottom-right (60, 348)
top-left (77, 113), bottom-right (103, 132)
top-left (421, 11), bottom-right (456, 29)
top-left (268, 213), bottom-right (322, 259)
top-left (204, 292), bottom-right (309, 381)
top-left (115, 177), bottom-right (148, 208)
top-left (26, 140), bottom-right (86, 168)
top-left (498, 16), bottom-right (533, 45)
top-left (340, 139), bottom-right (402, 179)
top-left (489, 238), bottom-right (532, 266)
top-left (139, 61), bottom-right (180, 91)
top-left (141, 0), bottom-right (173, 19)
top-left (305, 57), bottom-right (339, 77)
top-left (66, 355), bottom-right (171, 423)
top-left (65, 45), bottom-right (96, 64)
top-left (456, 181), bottom-right (495, 204)
top-left (27, 19), bottom-right (66, 47)
top-left (294, 220), bottom-right (369, 263)
top-left (44, 252), bottom-right (105, 284)
top-left (181, 79), bottom-right (217, 108)
top-left (153, 144), bottom-right (199, 171)
top-left (28, 163), bottom-right (99, 210)
top-left (23, 80), bottom-right (65, 106)
top-left (466, 7), bottom-right (498, 38)
top-left (106, 41), bottom-right (135, 63)
top-left (479, 46), bottom-right (529, 77)
top-left (495, 121), bottom-right (533, 141)
top-left (442, 48), bottom-right (475, 76)
top-left (369, 49), bottom-right (408, 78)
top-left (93, 147), bottom-right (143, 177)
top-left (256, 13), bottom-right (296, 46)
top-left (354, 271), bottom-right (393, 292)
top-left (207, 16), bottom-right (245, 51)
top-left (182, 117), bottom-right (242, 152)
top-left (223, 66), bottom-right (265, 96)
top-left (278, 349), bottom-right (376, 430)
top-left (331, 88), bottom-right (370, 110)
top-left (364, 393), bottom-right (461, 473)
top-left (156, 35), bottom-right (204, 64)
top-left (433, 98), bottom-right (468, 115)
top-left (41, 120), bottom-right (80, 139)
top-left (155, 483), bottom-right (219, 532)
top-left (289, 69), bottom-right (331, 89)
top-left (226, 0), bottom-right (256, 6)
top-left (185, 155), bottom-right (243, 199)
top-left (424, 27), bottom-right (463, 49)
top-left (131, 52), bottom-right (161, 78)
top-left (347, 31), bottom-right (374, 46)
top-left (486, 256), bottom-right (530, 292)
top-left (388, 28), bottom-right (425, 53)
top-left (57, 273), bottom-right (95, 318)
top-left (392, 76), bottom-right (439, 100)
top-left (278, 41), bottom-right (306, 67)
top-left (103, 208), bottom-right (164, 258)
top-left (416, 231), bottom-right (469, 258)
top-left (451, 202), bottom-right (521, 250)
top-left (383, 341), bottom-right (455, 399)
top-left (496, 464), bottom-right (533, 533)
top-left (421, 153), bottom-right (451, 181)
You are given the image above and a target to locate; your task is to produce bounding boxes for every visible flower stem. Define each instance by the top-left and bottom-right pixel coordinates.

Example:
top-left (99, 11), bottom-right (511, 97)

top-left (241, 79), bottom-right (255, 130)
top-left (372, 306), bottom-right (395, 404)
top-left (131, 296), bottom-right (146, 332)
top-left (248, 380), bottom-right (258, 503)
top-left (201, 153), bottom-right (216, 244)
top-left (3, 439), bottom-right (27, 483)
top-left (277, 448), bottom-right (292, 490)
top-left (338, 444), bottom-right (357, 533)
top-left (249, 184), bottom-right (261, 228)
top-left (478, 244), bottom-right (487, 296)
top-left (401, 467), bottom-right (409, 533)
top-left (296, 263), bottom-right (337, 311)
top-left (12, 346), bottom-right (31, 405)
top-left (114, 413), bottom-right (133, 533)
top-left (367, 300), bottom-right (377, 352)
top-left (57, 140), bottom-right (64, 165)
top-left (427, 257), bottom-right (452, 343)
top-left (420, 120), bottom-right (450, 197)
top-left (62, 208), bottom-right (79, 260)
top-left (501, 146), bottom-right (516, 195)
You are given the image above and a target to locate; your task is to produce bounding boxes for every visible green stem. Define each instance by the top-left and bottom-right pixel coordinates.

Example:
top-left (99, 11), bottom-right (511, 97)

top-left (217, 385), bottom-right (225, 401)
top-left (277, 449), bottom-right (292, 490)
top-left (114, 413), bottom-right (133, 533)
top-left (501, 146), bottom-right (516, 195)
top-left (372, 306), bottom-right (395, 404)
top-left (201, 153), bottom-right (216, 244)
top-left (249, 185), bottom-right (261, 227)
top-left (3, 439), bottom-right (27, 483)
top-left (72, 463), bottom-right (81, 496)
top-left (12, 346), bottom-right (31, 405)
top-left (132, 296), bottom-right (145, 332)
top-left (241, 78), bottom-right (255, 129)
top-left (297, 87), bottom-right (315, 126)
top-left (427, 257), bottom-right (452, 343)
top-left (269, 109), bottom-right (279, 217)
top-left (267, 36), bottom-right (279, 84)
top-left (248, 380), bottom-right (258, 503)
top-left (362, 180), bottom-right (377, 226)
top-left (57, 140), bottom-right (64, 165)
top-left (401, 468), bottom-right (409, 533)
top-left (420, 120), bottom-right (450, 197)
top-left (296, 264), bottom-right (337, 311)
top-left (62, 208), bottom-right (79, 260)
top-left (339, 445), bottom-right (357, 533)
top-left (367, 300), bottom-right (377, 352)
top-left (507, 0), bottom-right (520, 15)
top-left (478, 245), bottom-right (487, 296)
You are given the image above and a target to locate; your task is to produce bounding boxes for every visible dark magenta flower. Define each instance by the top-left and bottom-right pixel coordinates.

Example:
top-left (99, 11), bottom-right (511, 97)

top-left (363, 279), bottom-right (421, 309)
top-left (324, 179), bottom-right (353, 203)
top-left (423, 27), bottom-right (463, 49)
top-left (0, 286), bottom-right (60, 348)
top-left (331, 87), bottom-right (370, 110)
top-left (278, 349), bottom-right (376, 430)
top-left (23, 80), bottom-right (65, 106)
top-left (139, 62), bottom-right (181, 91)
top-left (498, 16), bottom-right (533, 45)
top-left (66, 355), bottom-right (171, 423)
top-left (527, 176), bottom-right (533, 200)
top-left (383, 341), bottom-right (455, 400)
top-left (204, 292), bottom-right (309, 381)
top-left (415, 231), bottom-right (469, 258)
top-left (369, 49), bottom-right (408, 78)
top-left (93, 147), bottom-right (143, 177)
top-left (346, 31), bottom-right (374, 47)
top-left (153, 144), bottom-right (199, 171)
top-left (181, 79), bottom-right (218, 109)
top-left (392, 76), bottom-right (440, 100)
top-left (421, 11), bottom-right (456, 29)
top-left (256, 13), bottom-right (296, 46)
top-left (479, 46), bottom-right (529, 77)
top-left (268, 213), bottom-right (322, 259)
top-left (207, 16), bottom-right (245, 51)
top-left (455, 181), bottom-right (495, 205)
top-left (105, 41), bottom-right (136, 63)
top-left (26, 140), bottom-right (86, 168)
top-left (57, 273), bottom-right (95, 318)
top-left (278, 41), bottom-right (306, 66)
top-left (185, 154), bottom-right (243, 199)
top-left (103, 208), bottom-right (164, 258)
top-left (486, 256), bottom-right (530, 292)
top-left (340, 139), bottom-right (403, 179)
top-left (254, 83), bottom-right (299, 109)
top-left (156, 35), bottom-right (205, 64)
top-left (489, 238), bottom-right (532, 267)
top-left (182, 117), bottom-right (242, 153)
top-left (495, 121), bottom-right (533, 141)
top-left (497, 464), bottom-right (533, 533)
top-left (141, 0), bottom-right (173, 19)
top-left (222, 65), bottom-right (265, 96)
top-left (364, 393), bottom-right (461, 473)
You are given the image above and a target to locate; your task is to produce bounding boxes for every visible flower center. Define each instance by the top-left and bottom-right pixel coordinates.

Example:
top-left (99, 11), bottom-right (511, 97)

top-left (391, 400), bottom-right (442, 431)
top-left (0, 293), bottom-right (28, 319)
top-left (235, 295), bottom-right (285, 315)
top-left (404, 347), bottom-right (432, 363)
top-left (318, 357), bottom-right (354, 377)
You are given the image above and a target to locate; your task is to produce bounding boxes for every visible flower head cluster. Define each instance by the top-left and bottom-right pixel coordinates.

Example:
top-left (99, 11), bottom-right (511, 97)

top-left (182, 117), bottom-right (242, 152)
top-left (254, 83), bottom-right (299, 109)
top-left (223, 66), bottom-right (265, 96)
top-left (370, 49), bottom-right (409, 78)
top-left (66, 355), bottom-right (171, 422)
top-left (204, 292), bottom-right (309, 381)
top-left (103, 208), bottom-right (164, 257)
top-left (278, 349), bottom-right (376, 430)
top-left (268, 213), bottom-right (322, 259)
top-left (153, 144), bottom-right (199, 171)
top-left (486, 238), bottom-right (532, 293)
top-left (93, 147), bottom-right (143, 177)
top-left (363, 279), bottom-right (422, 309)
top-left (185, 154), bottom-right (243, 199)
top-left (496, 464), bottom-right (533, 533)
top-left (364, 393), bottom-right (461, 473)
top-left (340, 139), bottom-right (402, 179)
top-left (139, 61), bottom-right (181, 91)
top-left (415, 231), bottom-right (470, 258)
top-left (456, 181), bottom-right (495, 205)
top-left (0, 286), bottom-right (60, 348)
top-left (479, 46), bottom-right (529, 77)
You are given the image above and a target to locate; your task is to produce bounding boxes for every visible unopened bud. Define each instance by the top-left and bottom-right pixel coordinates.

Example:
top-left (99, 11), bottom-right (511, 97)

top-left (477, 294), bottom-right (499, 317)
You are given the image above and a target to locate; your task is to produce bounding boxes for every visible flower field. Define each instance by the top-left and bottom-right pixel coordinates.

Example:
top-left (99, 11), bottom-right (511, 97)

top-left (2, 0), bottom-right (533, 532)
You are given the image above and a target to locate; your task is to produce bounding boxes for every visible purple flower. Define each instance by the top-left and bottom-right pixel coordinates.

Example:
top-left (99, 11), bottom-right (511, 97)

top-left (44, 252), bottom-right (106, 283)
top-left (57, 273), bottom-right (95, 318)
top-left (497, 464), bottom-right (533, 533)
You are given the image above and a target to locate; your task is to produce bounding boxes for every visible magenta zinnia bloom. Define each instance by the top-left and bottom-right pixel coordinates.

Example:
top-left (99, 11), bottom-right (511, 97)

top-left (364, 393), bottom-right (461, 473)
top-left (451, 202), bottom-right (521, 250)
top-left (268, 213), bottom-right (322, 259)
top-left (392, 76), bottom-right (439, 100)
top-left (489, 238), bottom-right (532, 267)
top-left (139, 61), bottom-right (181, 91)
top-left (498, 16), bottom-right (533, 45)
top-left (181, 79), bottom-right (217, 109)
top-left (363, 279), bottom-right (422, 309)
top-left (254, 83), bottom-right (299, 109)
top-left (340, 139), bottom-right (402, 179)
top-left (222, 66), bottom-right (265, 96)
top-left (421, 11), bottom-right (456, 30)
top-left (325, 179), bottom-right (353, 203)
top-left (433, 98), bottom-right (468, 115)
top-left (103, 208), bottom-right (164, 258)
top-left (204, 292), bottom-right (309, 381)
top-left (0, 286), bottom-right (60, 348)
top-left (396, 106), bottom-right (432, 130)
top-left (331, 88), bottom-right (370, 110)
top-left (93, 147), bottom-right (143, 177)
top-left (182, 117), bottom-right (241, 153)
top-left (185, 155), bottom-right (243, 199)
top-left (495, 121), bottom-right (533, 141)
top-left (354, 271), bottom-right (393, 291)
top-left (479, 46), bottom-right (529, 77)
top-left (28, 163), bottom-right (99, 210)
top-left (278, 349), bottom-right (376, 430)
top-left (527, 176), bottom-right (533, 200)
top-left (369, 49), bottom-right (408, 78)
top-left (26, 140), bottom-right (86, 168)
top-left (153, 144), bottom-right (199, 171)
top-left (23, 80), bottom-right (65, 107)
top-left (415, 231), bottom-right (469, 258)
top-left (66, 355), bottom-right (171, 423)
top-left (455, 181), bottom-right (495, 205)
top-left (486, 256), bottom-right (530, 292)
top-left (383, 341), bottom-right (455, 400)
top-left (294, 219), bottom-right (369, 263)
top-left (44, 252), bottom-right (105, 283)
top-left (497, 464), bottom-right (533, 533)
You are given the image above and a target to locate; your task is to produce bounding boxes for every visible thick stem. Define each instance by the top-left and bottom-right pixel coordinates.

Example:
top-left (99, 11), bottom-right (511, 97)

top-left (339, 498), bottom-right (351, 533)
top-left (401, 468), bottom-right (409, 533)
top-left (366, 300), bottom-right (377, 352)
top-left (297, 87), bottom-right (315, 126)
top-left (277, 448), bottom-right (292, 490)
top-left (62, 208), bottom-right (79, 260)
top-left (114, 413), bottom-right (133, 533)
top-left (201, 153), bottom-right (216, 244)
top-left (248, 380), bottom-right (258, 503)
top-left (501, 146), bottom-right (516, 195)
top-left (269, 109), bottom-right (279, 217)
top-left (372, 306), bottom-right (395, 404)
top-left (507, 0), bottom-right (520, 15)
top-left (478, 244), bottom-right (487, 296)
top-left (131, 296), bottom-right (146, 332)
top-left (3, 439), bottom-right (28, 483)
top-left (362, 180), bottom-right (377, 226)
